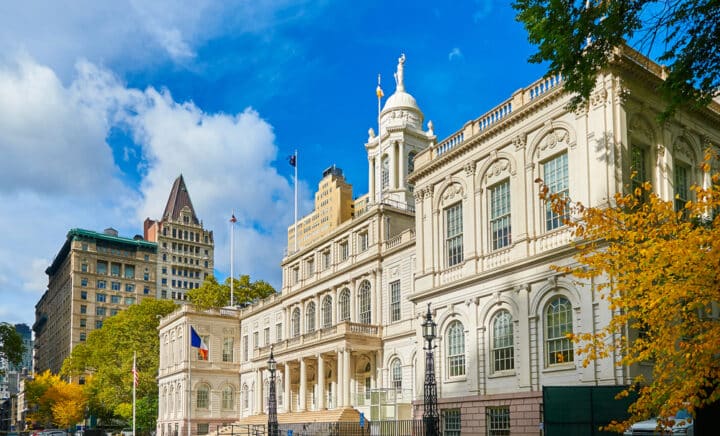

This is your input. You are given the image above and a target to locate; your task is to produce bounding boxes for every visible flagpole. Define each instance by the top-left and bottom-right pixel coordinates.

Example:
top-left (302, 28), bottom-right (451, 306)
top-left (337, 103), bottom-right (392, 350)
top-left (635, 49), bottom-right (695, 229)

top-left (230, 210), bottom-right (235, 307)
top-left (377, 74), bottom-right (383, 206)
top-left (293, 149), bottom-right (298, 252)
top-left (187, 323), bottom-right (191, 436)
top-left (132, 351), bottom-right (136, 436)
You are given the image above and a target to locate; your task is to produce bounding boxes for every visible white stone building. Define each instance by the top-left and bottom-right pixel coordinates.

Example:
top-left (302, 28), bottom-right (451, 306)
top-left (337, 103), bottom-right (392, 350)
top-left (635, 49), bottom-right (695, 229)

top-left (158, 47), bottom-right (720, 435)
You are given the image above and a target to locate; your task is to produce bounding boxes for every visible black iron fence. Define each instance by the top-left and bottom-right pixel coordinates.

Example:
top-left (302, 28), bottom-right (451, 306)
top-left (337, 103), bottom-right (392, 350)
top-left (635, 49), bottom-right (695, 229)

top-left (218, 419), bottom-right (426, 436)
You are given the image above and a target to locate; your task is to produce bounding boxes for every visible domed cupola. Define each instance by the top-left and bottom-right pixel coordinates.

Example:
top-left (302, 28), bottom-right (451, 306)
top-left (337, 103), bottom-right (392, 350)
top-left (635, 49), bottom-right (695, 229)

top-left (380, 54), bottom-right (424, 130)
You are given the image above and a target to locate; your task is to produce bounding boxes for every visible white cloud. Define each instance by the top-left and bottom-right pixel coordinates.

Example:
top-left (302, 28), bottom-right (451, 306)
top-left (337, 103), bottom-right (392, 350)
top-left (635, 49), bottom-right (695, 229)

top-left (0, 55), bottom-right (293, 324)
top-left (0, 1), bottom-right (319, 79)
top-left (448, 47), bottom-right (463, 61)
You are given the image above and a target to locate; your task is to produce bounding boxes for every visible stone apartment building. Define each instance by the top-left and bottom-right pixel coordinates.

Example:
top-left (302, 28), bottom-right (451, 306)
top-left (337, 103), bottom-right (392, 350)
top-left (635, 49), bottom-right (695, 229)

top-left (34, 228), bottom-right (157, 375)
top-left (158, 48), bottom-right (720, 435)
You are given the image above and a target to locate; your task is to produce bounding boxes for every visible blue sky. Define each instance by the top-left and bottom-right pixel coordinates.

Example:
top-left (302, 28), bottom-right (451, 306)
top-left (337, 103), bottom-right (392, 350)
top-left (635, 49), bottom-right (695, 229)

top-left (0, 0), bottom-right (551, 326)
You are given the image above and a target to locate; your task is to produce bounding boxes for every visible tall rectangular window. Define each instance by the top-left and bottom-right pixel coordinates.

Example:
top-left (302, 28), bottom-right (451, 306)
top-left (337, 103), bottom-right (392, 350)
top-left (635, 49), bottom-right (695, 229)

top-left (359, 231), bottom-right (368, 252)
top-left (276, 323), bottom-right (283, 342)
top-left (340, 241), bottom-right (349, 260)
top-left (253, 331), bottom-right (259, 349)
top-left (490, 180), bottom-right (511, 250)
top-left (543, 153), bottom-right (569, 231)
top-left (389, 280), bottom-right (401, 322)
top-left (307, 258), bottom-right (315, 276)
top-left (96, 261), bottom-right (107, 275)
top-left (445, 203), bottom-right (464, 267)
top-left (242, 336), bottom-right (248, 361)
top-left (487, 406), bottom-right (510, 436)
top-left (674, 161), bottom-right (690, 212)
top-left (124, 264), bottom-right (135, 279)
top-left (222, 337), bottom-right (233, 362)
top-left (631, 146), bottom-right (648, 193)
top-left (264, 327), bottom-right (270, 346)
top-left (443, 409), bottom-right (461, 436)
top-left (111, 263), bottom-right (121, 277)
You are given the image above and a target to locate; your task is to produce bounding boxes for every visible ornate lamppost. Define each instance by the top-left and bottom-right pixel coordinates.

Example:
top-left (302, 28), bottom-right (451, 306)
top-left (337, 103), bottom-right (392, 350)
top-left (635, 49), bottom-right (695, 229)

top-left (267, 346), bottom-right (279, 436)
top-left (422, 303), bottom-right (439, 436)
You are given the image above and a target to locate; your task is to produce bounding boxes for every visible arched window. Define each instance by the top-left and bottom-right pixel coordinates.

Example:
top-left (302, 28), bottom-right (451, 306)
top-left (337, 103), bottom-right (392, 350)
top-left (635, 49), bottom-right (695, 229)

top-left (408, 151), bottom-right (417, 174)
top-left (322, 295), bottom-right (333, 328)
top-left (390, 358), bottom-right (402, 391)
top-left (358, 280), bottom-right (372, 324)
top-left (222, 385), bottom-right (234, 410)
top-left (491, 310), bottom-right (514, 372)
top-left (242, 384), bottom-right (249, 410)
top-left (446, 321), bottom-right (465, 377)
top-left (339, 288), bottom-right (351, 321)
top-left (306, 302), bottom-right (316, 333)
top-left (292, 308), bottom-right (301, 337)
top-left (381, 155), bottom-right (390, 190)
top-left (176, 383), bottom-right (182, 411)
top-left (197, 384), bottom-right (209, 409)
top-left (545, 296), bottom-right (574, 365)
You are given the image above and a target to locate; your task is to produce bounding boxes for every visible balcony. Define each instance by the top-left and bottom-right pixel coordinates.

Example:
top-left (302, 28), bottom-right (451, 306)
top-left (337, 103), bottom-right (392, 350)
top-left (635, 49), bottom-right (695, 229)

top-left (254, 321), bottom-right (382, 360)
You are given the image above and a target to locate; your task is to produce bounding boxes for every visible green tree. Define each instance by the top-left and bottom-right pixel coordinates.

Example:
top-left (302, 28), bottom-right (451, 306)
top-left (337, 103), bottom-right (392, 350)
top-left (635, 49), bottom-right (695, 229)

top-left (0, 322), bottom-right (25, 374)
top-left (187, 274), bottom-right (276, 310)
top-left (537, 156), bottom-right (720, 431)
top-left (61, 298), bottom-right (177, 428)
top-left (513, 0), bottom-right (719, 119)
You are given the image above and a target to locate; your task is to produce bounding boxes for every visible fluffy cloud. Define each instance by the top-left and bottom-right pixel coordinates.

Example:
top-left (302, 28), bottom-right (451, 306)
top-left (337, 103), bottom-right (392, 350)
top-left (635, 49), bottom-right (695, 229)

top-left (0, 55), bottom-right (292, 325)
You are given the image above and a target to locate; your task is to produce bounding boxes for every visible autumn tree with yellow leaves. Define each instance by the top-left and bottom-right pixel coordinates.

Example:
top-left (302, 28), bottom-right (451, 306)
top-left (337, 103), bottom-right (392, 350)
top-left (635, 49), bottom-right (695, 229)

top-left (538, 154), bottom-right (720, 431)
top-left (25, 370), bottom-right (87, 429)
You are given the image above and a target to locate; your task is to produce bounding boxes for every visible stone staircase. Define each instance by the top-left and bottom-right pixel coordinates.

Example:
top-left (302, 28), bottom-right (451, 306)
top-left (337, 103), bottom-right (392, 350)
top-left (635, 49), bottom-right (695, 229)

top-left (213, 408), bottom-right (361, 435)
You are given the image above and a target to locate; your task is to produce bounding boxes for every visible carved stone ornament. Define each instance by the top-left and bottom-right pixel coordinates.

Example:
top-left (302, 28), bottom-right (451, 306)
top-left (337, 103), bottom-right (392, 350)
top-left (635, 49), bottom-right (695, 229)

top-left (539, 128), bottom-right (569, 153)
top-left (513, 133), bottom-right (527, 150)
top-left (486, 158), bottom-right (510, 181)
top-left (629, 115), bottom-right (654, 142)
top-left (423, 185), bottom-right (434, 199)
top-left (464, 161), bottom-right (476, 177)
top-left (590, 88), bottom-right (608, 107)
top-left (414, 188), bottom-right (424, 202)
top-left (674, 137), bottom-right (693, 161)
top-left (442, 183), bottom-right (464, 202)
top-left (391, 266), bottom-right (399, 277)
top-left (656, 144), bottom-right (665, 157)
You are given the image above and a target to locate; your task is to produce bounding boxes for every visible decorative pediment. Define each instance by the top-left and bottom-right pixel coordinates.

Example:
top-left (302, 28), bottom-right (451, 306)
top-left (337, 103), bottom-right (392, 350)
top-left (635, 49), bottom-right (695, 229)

top-left (442, 183), bottom-right (464, 203)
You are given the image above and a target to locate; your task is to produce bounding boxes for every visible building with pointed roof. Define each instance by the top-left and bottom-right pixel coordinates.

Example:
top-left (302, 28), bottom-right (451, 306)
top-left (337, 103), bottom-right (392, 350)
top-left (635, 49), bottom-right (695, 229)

top-left (145, 175), bottom-right (215, 302)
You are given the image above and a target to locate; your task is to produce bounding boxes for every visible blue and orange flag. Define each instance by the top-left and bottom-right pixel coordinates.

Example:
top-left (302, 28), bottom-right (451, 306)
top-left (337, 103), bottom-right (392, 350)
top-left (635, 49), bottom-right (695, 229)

top-left (190, 326), bottom-right (209, 360)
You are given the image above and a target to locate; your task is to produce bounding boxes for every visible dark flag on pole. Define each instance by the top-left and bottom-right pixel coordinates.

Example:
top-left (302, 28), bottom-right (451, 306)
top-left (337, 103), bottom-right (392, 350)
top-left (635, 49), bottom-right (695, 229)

top-left (288, 154), bottom-right (296, 167)
top-left (230, 214), bottom-right (237, 223)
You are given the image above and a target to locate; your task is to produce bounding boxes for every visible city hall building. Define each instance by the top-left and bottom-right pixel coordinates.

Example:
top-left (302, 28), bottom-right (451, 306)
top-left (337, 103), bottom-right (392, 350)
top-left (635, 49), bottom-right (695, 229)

top-left (157, 47), bottom-right (720, 435)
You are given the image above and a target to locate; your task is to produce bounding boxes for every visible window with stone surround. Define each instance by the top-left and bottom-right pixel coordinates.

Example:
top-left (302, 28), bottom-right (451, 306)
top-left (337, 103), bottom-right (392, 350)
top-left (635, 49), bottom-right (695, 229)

top-left (490, 180), bottom-right (511, 250)
top-left (339, 288), bottom-right (351, 321)
top-left (492, 310), bottom-right (514, 372)
top-left (322, 295), bottom-right (332, 328)
top-left (446, 320), bottom-right (465, 377)
top-left (443, 408), bottom-right (461, 436)
top-left (445, 202), bottom-right (463, 267)
top-left (358, 280), bottom-right (372, 324)
top-left (545, 296), bottom-right (574, 365)
top-left (487, 406), bottom-right (510, 435)
top-left (196, 384), bottom-right (209, 409)
top-left (543, 152), bottom-right (568, 231)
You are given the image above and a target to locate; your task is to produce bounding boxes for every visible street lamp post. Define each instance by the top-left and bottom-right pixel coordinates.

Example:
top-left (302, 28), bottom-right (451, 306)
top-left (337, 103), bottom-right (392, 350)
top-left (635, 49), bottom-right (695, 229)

top-left (267, 346), bottom-right (279, 436)
top-left (422, 303), bottom-right (439, 436)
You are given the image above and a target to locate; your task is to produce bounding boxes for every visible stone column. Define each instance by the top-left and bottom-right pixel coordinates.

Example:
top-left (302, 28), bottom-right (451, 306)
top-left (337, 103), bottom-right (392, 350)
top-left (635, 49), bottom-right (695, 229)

top-left (255, 369), bottom-right (262, 414)
top-left (343, 349), bottom-right (351, 406)
top-left (284, 362), bottom-right (291, 412)
top-left (337, 349), bottom-right (344, 408)
top-left (318, 353), bottom-right (325, 410)
top-left (299, 357), bottom-right (307, 411)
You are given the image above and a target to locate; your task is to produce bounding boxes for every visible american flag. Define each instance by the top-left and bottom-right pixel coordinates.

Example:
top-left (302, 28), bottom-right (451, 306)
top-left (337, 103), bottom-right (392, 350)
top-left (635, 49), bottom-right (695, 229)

top-left (132, 364), bottom-right (139, 387)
